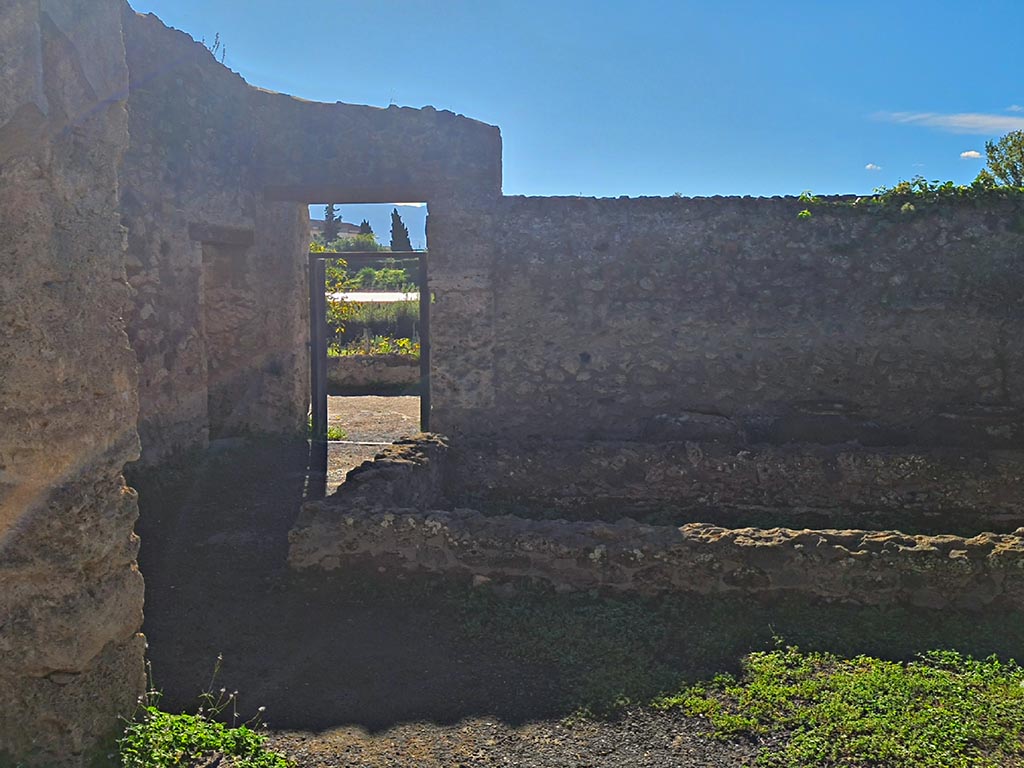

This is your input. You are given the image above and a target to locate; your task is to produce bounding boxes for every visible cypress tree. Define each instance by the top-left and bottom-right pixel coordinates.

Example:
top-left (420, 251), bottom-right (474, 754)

top-left (389, 208), bottom-right (413, 251)
top-left (358, 219), bottom-right (374, 236)
top-left (323, 204), bottom-right (340, 243)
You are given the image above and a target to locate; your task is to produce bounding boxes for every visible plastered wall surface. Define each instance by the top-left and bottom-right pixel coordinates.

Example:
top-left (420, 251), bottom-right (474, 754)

top-left (429, 196), bottom-right (1024, 446)
top-left (0, 1), bottom-right (145, 762)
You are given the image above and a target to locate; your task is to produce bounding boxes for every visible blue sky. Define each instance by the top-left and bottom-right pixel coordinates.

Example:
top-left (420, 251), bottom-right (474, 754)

top-left (127, 0), bottom-right (1024, 200)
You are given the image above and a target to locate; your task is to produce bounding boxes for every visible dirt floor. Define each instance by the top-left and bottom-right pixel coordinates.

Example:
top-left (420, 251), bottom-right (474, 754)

top-left (131, 397), bottom-right (1024, 767)
top-left (326, 395), bottom-right (419, 491)
top-left (131, 398), bottom-right (771, 766)
top-left (266, 711), bottom-right (766, 767)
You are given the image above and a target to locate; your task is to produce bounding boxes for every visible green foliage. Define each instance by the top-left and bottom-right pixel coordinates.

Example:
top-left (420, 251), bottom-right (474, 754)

top-left (389, 208), bottom-right (413, 252)
top-left (326, 299), bottom-right (418, 346)
top-left (325, 296), bottom-right (354, 339)
top-left (866, 175), bottom-right (1011, 205)
top-left (358, 219), bottom-right (373, 236)
top-left (329, 233), bottom-right (384, 252)
top-left (323, 256), bottom-right (351, 294)
top-left (119, 709), bottom-right (289, 768)
top-left (795, 175), bottom-right (1024, 220)
top-left (979, 130), bottom-right (1024, 187)
top-left (796, 137), bottom-right (1024, 217)
top-left (331, 335), bottom-right (420, 358)
top-left (305, 416), bottom-right (347, 441)
top-left (351, 266), bottom-right (415, 291)
top-left (661, 646), bottom-right (1024, 768)
top-left (118, 660), bottom-right (289, 768)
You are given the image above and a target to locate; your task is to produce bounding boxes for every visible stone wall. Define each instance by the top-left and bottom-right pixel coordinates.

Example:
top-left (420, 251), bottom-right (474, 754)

top-left (0, 1), bottom-right (145, 763)
top-left (290, 506), bottom-right (1024, 612)
top-left (121, 11), bottom-right (311, 462)
top-left (298, 435), bottom-right (449, 513)
top-left (119, 10), bottom-right (502, 463)
top-left (428, 196), bottom-right (1024, 447)
top-left (448, 439), bottom-right (1024, 535)
top-left (289, 434), bottom-right (1024, 610)
top-left (327, 354), bottom-right (420, 393)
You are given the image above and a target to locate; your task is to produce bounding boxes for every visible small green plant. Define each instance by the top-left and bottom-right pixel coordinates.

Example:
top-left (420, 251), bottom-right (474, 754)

top-left (118, 658), bottom-right (290, 768)
top-left (351, 265), bottom-right (416, 291)
top-left (657, 646), bottom-right (1024, 767)
top-left (853, 174), bottom-right (1024, 208)
top-left (331, 335), bottom-right (420, 358)
top-left (796, 208), bottom-right (812, 220)
top-left (306, 417), bottom-right (347, 441)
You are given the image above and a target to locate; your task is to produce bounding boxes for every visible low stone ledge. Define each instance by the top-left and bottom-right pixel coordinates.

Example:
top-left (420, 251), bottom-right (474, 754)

top-left (447, 439), bottom-right (1024, 535)
top-left (327, 355), bottom-right (419, 393)
top-left (288, 506), bottom-right (1024, 610)
top-left (296, 435), bottom-right (448, 524)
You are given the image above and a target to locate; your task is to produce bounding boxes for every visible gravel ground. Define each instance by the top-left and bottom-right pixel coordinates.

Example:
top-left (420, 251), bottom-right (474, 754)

top-left (326, 395), bottom-right (420, 490)
top-left (268, 710), bottom-right (766, 767)
top-left (328, 395), bottom-right (420, 442)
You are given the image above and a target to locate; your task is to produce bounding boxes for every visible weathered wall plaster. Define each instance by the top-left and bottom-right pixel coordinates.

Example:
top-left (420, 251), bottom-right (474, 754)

top-left (120, 11), bottom-right (310, 461)
top-left (119, 10), bottom-right (501, 463)
top-left (0, 1), bottom-right (145, 763)
top-left (429, 196), bottom-right (1024, 447)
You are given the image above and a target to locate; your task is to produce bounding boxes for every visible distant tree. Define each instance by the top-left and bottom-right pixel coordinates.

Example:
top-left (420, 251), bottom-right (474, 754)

top-left (389, 208), bottom-right (413, 251)
top-left (358, 219), bottom-right (374, 236)
top-left (336, 233), bottom-right (383, 252)
top-left (977, 131), bottom-right (1024, 187)
top-left (323, 204), bottom-right (341, 242)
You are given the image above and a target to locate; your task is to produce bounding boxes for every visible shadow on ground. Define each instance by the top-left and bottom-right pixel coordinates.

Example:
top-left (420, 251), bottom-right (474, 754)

top-left (132, 439), bottom-right (1024, 734)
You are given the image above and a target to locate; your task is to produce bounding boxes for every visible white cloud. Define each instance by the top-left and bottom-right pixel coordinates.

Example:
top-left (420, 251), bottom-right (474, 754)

top-left (865, 163), bottom-right (882, 171)
top-left (876, 111), bottom-right (1024, 134)
top-left (960, 150), bottom-right (982, 159)
top-left (393, 202), bottom-right (427, 207)
top-left (1008, 105), bottom-right (1024, 113)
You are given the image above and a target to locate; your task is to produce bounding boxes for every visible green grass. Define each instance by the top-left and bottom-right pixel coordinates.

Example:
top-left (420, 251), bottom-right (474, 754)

top-left (656, 646), bottom-right (1024, 768)
top-left (454, 583), bottom-right (1024, 764)
top-left (452, 584), bottom-right (1024, 719)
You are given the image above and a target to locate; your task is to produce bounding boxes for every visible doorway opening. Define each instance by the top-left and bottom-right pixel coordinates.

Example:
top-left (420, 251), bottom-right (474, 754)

top-left (308, 202), bottom-right (430, 491)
